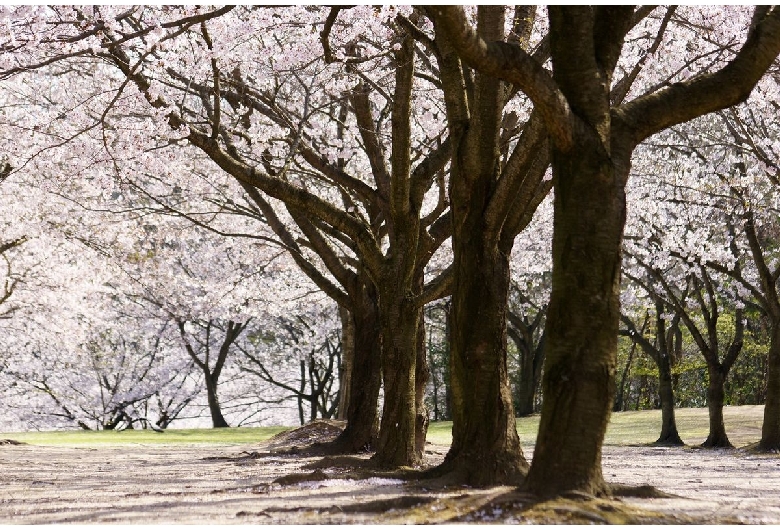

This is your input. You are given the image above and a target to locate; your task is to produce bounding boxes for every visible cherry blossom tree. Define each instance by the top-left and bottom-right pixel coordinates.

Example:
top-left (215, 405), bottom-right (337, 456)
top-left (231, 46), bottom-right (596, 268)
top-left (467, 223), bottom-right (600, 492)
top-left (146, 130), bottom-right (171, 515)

top-left (0, 222), bottom-right (201, 431)
top-left (431, 5), bottom-right (780, 495)
top-left (0, 236), bottom-right (26, 319)
top-left (4, 7), bottom-right (780, 498)
top-left (630, 70), bottom-right (780, 450)
top-left (618, 278), bottom-right (686, 445)
top-left (236, 301), bottom-right (342, 426)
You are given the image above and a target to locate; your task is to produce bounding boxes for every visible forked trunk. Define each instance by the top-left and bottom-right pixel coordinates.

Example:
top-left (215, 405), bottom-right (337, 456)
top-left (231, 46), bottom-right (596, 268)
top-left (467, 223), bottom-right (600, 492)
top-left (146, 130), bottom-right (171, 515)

top-left (760, 322), bottom-right (780, 451)
top-left (656, 353), bottom-right (683, 445)
top-left (372, 287), bottom-right (421, 468)
top-left (442, 243), bottom-right (528, 485)
top-left (701, 366), bottom-right (732, 448)
top-left (524, 142), bottom-right (625, 497)
top-left (331, 292), bottom-right (382, 453)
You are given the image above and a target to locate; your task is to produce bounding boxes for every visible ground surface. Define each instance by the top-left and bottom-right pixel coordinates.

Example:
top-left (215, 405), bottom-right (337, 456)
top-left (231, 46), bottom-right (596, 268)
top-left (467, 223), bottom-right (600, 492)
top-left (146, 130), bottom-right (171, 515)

top-left (2, 409), bottom-right (780, 524)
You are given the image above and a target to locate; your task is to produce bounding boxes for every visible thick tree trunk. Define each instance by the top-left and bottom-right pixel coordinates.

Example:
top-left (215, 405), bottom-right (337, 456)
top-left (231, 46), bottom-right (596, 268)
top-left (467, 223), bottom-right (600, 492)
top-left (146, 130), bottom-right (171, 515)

top-left (656, 353), bottom-right (683, 445)
top-left (760, 322), bottom-right (780, 450)
top-left (205, 375), bottom-right (229, 428)
top-left (442, 245), bottom-right (528, 485)
top-left (372, 286), bottom-right (421, 468)
top-left (525, 142), bottom-right (625, 497)
top-left (331, 291), bottom-right (381, 453)
top-left (702, 366), bottom-right (732, 448)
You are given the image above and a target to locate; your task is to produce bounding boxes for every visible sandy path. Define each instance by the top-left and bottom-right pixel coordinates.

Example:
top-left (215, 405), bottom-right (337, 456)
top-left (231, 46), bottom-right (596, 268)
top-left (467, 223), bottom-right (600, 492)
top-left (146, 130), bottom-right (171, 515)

top-left (1, 441), bottom-right (779, 524)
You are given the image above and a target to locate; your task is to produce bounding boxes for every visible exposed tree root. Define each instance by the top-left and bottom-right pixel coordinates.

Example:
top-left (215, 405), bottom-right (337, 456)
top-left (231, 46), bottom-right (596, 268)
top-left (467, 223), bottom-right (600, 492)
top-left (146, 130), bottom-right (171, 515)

top-left (272, 469), bottom-right (329, 486)
top-left (742, 441), bottom-right (780, 455)
top-left (416, 451), bottom-right (527, 488)
top-left (653, 434), bottom-right (685, 446)
top-left (325, 495), bottom-right (435, 514)
top-left (608, 483), bottom-right (678, 498)
top-left (393, 488), bottom-right (704, 524)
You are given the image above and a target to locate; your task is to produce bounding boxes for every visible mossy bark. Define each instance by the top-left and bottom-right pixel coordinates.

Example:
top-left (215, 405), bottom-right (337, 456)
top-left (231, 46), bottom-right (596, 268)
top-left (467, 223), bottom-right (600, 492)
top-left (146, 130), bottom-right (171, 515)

top-left (524, 138), bottom-right (626, 498)
top-left (371, 285), bottom-right (422, 468)
top-left (443, 243), bottom-right (529, 484)
top-left (331, 290), bottom-right (381, 453)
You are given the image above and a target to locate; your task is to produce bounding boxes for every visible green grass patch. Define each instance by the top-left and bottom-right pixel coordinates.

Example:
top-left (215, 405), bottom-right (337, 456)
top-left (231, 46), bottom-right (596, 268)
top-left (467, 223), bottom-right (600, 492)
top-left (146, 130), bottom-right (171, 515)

top-left (428, 405), bottom-right (765, 448)
top-left (604, 405), bottom-right (764, 446)
top-left (1, 405), bottom-right (766, 449)
top-left (0, 426), bottom-right (288, 446)
top-left (426, 415), bottom-right (540, 446)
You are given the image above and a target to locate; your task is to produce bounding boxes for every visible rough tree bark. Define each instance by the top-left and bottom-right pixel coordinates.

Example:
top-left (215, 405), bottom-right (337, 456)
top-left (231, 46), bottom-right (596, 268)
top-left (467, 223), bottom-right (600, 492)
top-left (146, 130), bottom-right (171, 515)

top-left (430, 5), bottom-right (552, 485)
top-left (527, 131), bottom-right (629, 496)
top-left (367, 29), bottom-right (425, 468)
top-left (414, 281), bottom-right (431, 459)
top-left (372, 282), bottom-right (421, 467)
top-left (332, 297), bottom-right (382, 452)
top-left (336, 306), bottom-right (354, 422)
top-left (432, 4), bottom-right (780, 497)
top-left (703, 366), bottom-right (733, 448)
top-left (761, 323), bottom-right (780, 450)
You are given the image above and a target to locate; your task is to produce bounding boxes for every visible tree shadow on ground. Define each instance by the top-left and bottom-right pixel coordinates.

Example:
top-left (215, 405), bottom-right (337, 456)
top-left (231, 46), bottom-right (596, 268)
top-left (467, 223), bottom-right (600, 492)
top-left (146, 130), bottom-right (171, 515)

top-left (208, 421), bottom-right (735, 523)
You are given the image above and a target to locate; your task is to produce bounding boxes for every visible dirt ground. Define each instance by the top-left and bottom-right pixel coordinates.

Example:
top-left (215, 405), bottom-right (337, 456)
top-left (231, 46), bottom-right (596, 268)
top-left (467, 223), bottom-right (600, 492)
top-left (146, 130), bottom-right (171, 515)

top-left (2, 424), bottom-right (780, 524)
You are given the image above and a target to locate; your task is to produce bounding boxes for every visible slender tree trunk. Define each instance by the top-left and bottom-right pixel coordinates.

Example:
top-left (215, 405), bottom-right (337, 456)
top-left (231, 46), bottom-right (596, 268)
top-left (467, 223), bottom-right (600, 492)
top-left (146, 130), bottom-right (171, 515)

top-left (515, 351), bottom-right (537, 417)
top-left (760, 321), bottom-right (780, 450)
top-left (415, 304), bottom-right (430, 459)
top-left (514, 339), bottom-right (544, 417)
top-left (442, 244), bottom-right (528, 485)
top-left (656, 352), bottom-right (683, 445)
top-left (525, 141), bottom-right (626, 497)
top-left (205, 375), bottom-right (229, 428)
top-left (702, 365), bottom-right (732, 448)
top-left (443, 302), bottom-right (453, 421)
top-left (614, 337), bottom-right (637, 413)
top-left (372, 285), bottom-right (421, 468)
top-left (336, 305), bottom-right (354, 421)
top-left (331, 289), bottom-right (381, 453)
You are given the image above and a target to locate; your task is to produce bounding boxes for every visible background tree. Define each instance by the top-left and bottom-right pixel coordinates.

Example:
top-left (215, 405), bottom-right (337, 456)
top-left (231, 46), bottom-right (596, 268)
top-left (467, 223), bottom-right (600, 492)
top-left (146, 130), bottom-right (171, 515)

top-left (633, 82), bottom-right (780, 450)
top-left (619, 289), bottom-right (685, 445)
top-left (237, 306), bottom-right (342, 426)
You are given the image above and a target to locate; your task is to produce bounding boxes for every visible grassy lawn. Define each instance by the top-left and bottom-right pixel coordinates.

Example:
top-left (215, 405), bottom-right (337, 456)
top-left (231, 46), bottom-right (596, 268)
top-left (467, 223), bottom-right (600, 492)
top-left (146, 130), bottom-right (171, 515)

top-left (0, 426), bottom-right (289, 446)
top-left (428, 404), bottom-right (766, 448)
top-left (1, 405), bottom-right (766, 448)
